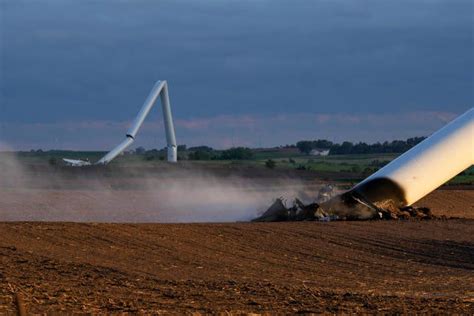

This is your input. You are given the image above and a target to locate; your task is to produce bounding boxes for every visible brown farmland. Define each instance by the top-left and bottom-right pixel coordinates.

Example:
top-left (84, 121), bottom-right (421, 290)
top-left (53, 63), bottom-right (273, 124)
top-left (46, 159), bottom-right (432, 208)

top-left (0, 163), bottom-right (473, 313)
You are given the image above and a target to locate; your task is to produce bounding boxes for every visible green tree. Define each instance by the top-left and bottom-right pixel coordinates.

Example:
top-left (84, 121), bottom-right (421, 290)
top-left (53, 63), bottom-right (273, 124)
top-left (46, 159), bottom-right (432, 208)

top-left (188, 146), bottom-right (213, 152)
top-left (135, 146), bottom-right (146, 155)
top-left (189, 150), bottom-right (212, 160)
top-left (265, 159), bottom-right (276, 169)
top-left (296, 141), bottom-right (314, 154)
top-left (220, 147), bottom-right (254, 160)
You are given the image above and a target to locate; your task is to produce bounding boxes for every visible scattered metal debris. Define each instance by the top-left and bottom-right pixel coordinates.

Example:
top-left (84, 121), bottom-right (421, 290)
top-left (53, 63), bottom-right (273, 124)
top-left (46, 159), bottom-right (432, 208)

top-left (253, 198), bottom-right (289, 222)
top-left (252, 198), bottom-right (339, 222)
top-left (253, 193), bottom-right (439, 222)
top-left (316, 184), bottom-right (336, 203)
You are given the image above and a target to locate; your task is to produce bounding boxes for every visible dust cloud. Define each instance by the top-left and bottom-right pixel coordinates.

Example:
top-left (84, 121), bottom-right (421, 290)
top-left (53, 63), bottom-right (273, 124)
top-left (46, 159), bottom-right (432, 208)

top-left (142, 175), bottom-right (310, 223)
top-left (0, 144), bottom-right (27, 189)
top-left (0, 151), bottom-right (316, 222)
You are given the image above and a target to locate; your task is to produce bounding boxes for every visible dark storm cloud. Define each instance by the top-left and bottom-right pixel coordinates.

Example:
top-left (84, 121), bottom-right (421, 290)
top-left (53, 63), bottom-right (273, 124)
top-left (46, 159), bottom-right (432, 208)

top-left (0, 0), bottom-right (472, 149)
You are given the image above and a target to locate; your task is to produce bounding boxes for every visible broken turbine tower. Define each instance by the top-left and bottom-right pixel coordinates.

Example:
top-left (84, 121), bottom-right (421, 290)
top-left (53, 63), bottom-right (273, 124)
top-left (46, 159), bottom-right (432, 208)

top-left (255, 107), bottom-right (474, 221)
top-left (63, 80), bottom-right (177, 166)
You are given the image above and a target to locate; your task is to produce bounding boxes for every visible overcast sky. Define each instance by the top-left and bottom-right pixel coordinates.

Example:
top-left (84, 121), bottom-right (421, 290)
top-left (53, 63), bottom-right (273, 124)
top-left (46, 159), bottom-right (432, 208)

top-left (0, 0), bottom-right (473, 150)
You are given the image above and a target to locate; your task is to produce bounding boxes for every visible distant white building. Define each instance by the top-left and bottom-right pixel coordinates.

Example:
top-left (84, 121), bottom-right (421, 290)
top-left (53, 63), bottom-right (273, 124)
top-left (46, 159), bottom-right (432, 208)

top-left (310, 148), bottom-right (330, 156)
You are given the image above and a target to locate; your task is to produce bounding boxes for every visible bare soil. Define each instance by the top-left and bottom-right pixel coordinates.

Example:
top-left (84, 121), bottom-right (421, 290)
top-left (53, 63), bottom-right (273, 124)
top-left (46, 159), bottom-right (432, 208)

top-left (0, 161), bottom-right (472, 314)
top-left (415, 189), bottom-right (474, 219)
top-left (0, 195), bottom-right (473, 314)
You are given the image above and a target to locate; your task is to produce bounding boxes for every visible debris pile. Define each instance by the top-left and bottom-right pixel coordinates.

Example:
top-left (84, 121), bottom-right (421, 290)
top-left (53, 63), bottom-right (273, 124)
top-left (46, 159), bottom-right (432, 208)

top-left (253, 185), bottom-right (439, 222)
top-left (316, 184), bottom-right (335, 203)
top-left (252, 198), bottom-right (338, 222)
top-left (377, 205), bottom-right (435, 220)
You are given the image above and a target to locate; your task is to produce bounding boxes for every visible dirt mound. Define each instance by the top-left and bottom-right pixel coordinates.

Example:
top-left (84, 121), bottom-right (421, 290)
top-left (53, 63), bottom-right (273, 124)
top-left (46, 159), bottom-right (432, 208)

top-left (253, 197), bottom-right (440, 222)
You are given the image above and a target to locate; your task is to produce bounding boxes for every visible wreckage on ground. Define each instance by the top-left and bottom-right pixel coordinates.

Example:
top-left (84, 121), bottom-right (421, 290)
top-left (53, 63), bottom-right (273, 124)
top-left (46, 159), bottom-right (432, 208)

top-left (254, 108), bottom-right (473, 222)
top-left (253, 198), bottom-right (339, 222)
top-left (252, 197), bottom-right (437, 222)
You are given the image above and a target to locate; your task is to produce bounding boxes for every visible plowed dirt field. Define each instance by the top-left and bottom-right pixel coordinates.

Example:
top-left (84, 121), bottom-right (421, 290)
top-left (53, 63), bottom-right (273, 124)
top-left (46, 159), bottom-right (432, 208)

top-left (1, 188), bottom-right (473, 314)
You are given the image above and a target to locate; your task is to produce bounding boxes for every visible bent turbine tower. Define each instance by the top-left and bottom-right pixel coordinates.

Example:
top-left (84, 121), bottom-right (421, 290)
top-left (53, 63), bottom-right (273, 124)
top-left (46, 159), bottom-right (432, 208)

top-left (97, 80), bottom-right (177, 165)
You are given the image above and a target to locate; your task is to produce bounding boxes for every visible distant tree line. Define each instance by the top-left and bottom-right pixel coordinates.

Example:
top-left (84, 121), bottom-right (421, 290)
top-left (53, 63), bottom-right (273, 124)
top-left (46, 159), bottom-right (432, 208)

top-left (296, 137), bottom-right (426, 155)
top-left (188, 147), bottom-right (254, 160)
top-left (136, 136), bottom-right (427, 161)
top-left (141, 146), bottom-right (255, 161)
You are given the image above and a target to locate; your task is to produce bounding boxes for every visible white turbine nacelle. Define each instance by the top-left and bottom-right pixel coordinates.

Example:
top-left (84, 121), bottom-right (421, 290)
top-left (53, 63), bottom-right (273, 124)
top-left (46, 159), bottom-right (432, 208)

top-left (331, 108), bottom-right (473, 213)
top-left (94, 80), bottom-right (177, 165)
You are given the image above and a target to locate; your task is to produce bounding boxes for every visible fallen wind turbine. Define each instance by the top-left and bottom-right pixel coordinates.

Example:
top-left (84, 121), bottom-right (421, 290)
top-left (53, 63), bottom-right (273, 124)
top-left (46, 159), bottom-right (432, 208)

top-left (63, 80), bottom-right (177, 166)
top-left (333, 107), bottom-right (473, 215)
top-left (255, 107), bottom-right (473, 221)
